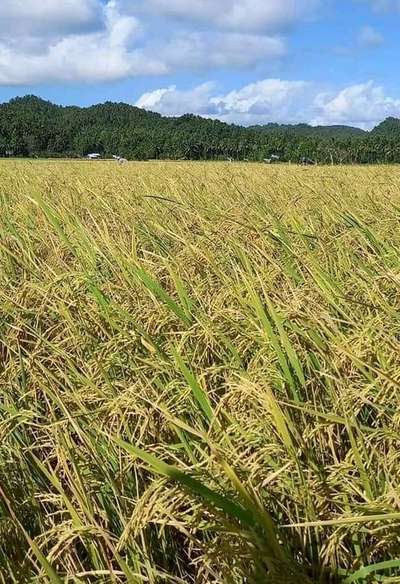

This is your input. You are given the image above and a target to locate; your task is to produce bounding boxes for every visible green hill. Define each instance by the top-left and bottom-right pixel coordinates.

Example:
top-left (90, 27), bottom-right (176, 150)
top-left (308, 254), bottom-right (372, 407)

top-left (0, 95), bottom-right (399, 163)
top-left (371, 116), bottom-right (400, 136)
top-left (249, 122), bottom-right (366, 137)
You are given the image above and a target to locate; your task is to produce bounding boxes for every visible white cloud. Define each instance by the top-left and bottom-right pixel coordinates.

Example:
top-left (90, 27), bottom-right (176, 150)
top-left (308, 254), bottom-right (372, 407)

top-left (0, 0), bottom-right (294, 85)
top-left (0, 0), bottom-right (102, 39)
top-left (137, 83), bottom-right (219, 116)
top-left (313, 81), bottom-right (400, 128)
top-left (136, 79), bottom-right (400, 128)
top-left (0, 2), bottom-right (166, 85)
top-left (159, 32), bottom-right (285, 70)
top-left (136, 79), bottom-right (310, 125)
top-left (211, 79), bottom-right (309, 123)
top-left (358, 25), bottom-right (384, 47)
top-left (141, 0), bottom-right (319, 32)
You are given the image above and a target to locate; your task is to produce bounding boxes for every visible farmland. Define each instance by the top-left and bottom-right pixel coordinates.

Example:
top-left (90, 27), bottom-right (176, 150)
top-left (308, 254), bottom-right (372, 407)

top-left (1, 160), bottom-right (400, 583)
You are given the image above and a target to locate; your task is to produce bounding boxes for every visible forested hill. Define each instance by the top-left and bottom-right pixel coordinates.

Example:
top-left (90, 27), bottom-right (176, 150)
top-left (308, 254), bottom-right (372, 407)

top-left (1, 95), bottom-right (400, 163)
top-left (248, 122), bottom-right (366, 137)
top-left (371, 117), bottom-right (400, 136)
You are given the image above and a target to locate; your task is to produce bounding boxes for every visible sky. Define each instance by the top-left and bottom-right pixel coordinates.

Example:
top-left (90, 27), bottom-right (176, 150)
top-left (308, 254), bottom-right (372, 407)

top-left (0, 0), bottom-right (400, 128)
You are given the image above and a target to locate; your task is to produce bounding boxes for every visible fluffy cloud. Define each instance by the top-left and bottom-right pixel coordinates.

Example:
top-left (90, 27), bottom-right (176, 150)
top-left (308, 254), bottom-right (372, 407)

top-left (136, 79), bottom-right (310, 124)
top-left (158, 32), bottom-right (285, 70)
top-left (314, 81), bottom-right (400, 128)
top-left (137, 83), bottom-right (219, 116)
top-left (0, 2), bottom-right (166, 84)
top-left (141, 0), bottom-right (319, 31)
top-left (136, 79), bottom-right (400, 128)
top-left (0, 0), bottom-right (292, 85)
top-left (0, 0), bottom-right (102, 38)
top-left (211, 79), bottom-right (310, 123)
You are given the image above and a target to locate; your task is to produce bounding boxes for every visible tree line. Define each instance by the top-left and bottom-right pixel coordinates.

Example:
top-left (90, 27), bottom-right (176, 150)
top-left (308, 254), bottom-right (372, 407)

top-left (0, 95), bottom-right (399, 164)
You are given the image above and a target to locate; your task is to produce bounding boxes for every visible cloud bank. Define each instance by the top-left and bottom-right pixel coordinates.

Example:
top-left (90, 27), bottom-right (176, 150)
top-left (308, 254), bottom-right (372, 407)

top-left (0, 0), bottom-right (318, 85)
top-left (137, 80), bottom-right (400, 129)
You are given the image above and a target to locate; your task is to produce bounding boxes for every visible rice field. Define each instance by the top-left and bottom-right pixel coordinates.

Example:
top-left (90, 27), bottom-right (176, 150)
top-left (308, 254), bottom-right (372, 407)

top-left (1, 160), bottom-right (400, 583)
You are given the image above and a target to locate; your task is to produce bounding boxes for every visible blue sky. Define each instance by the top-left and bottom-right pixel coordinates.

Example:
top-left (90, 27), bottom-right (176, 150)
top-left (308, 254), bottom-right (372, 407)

top-left (0, 0), bottom-right (399, 127)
